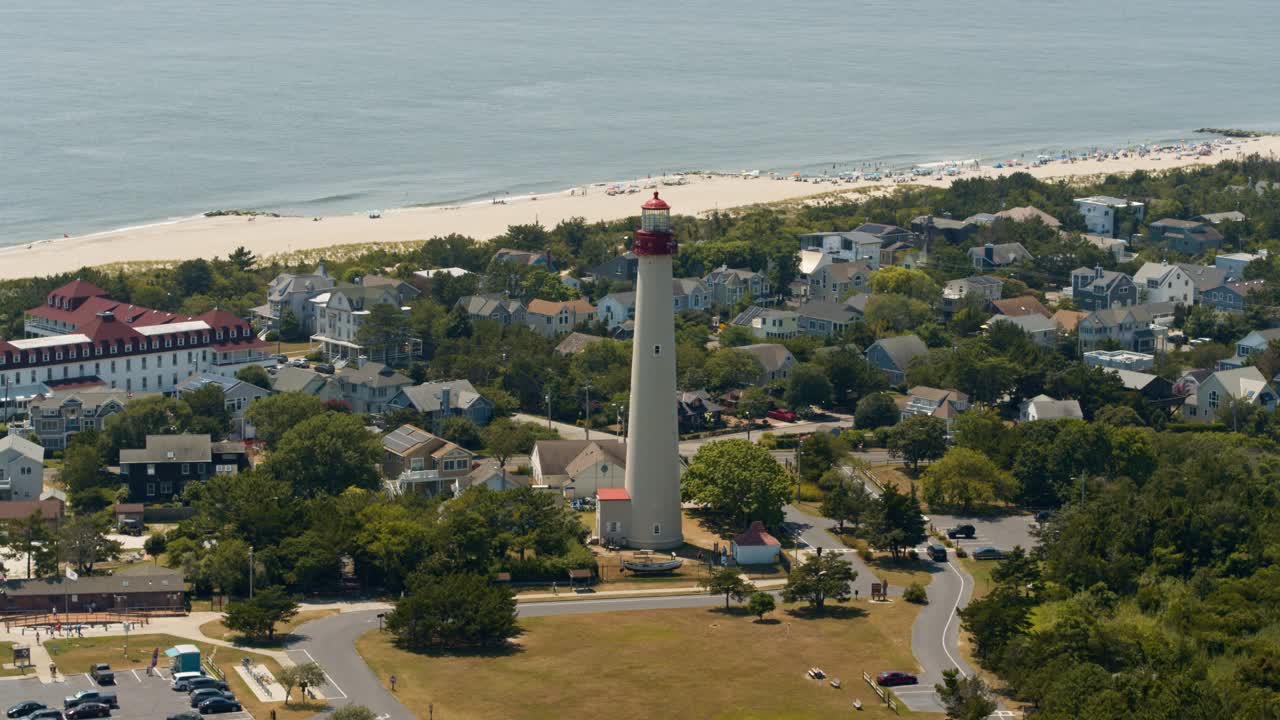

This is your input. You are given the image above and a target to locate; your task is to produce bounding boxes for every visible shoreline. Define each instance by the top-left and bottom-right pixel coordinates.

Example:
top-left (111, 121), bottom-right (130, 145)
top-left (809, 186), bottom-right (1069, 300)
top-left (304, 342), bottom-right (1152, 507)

top-left (2, 134), bottom-right (1277, 281)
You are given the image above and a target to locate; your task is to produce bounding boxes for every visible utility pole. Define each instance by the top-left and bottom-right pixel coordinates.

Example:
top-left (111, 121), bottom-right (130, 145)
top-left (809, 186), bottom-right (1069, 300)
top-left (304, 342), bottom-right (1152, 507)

top-left (546, 393), bottom-right (552, 429)
top-left (583, 383), bottom-right (592, 441)
top-left (248, 545), bottom-right (255, 599)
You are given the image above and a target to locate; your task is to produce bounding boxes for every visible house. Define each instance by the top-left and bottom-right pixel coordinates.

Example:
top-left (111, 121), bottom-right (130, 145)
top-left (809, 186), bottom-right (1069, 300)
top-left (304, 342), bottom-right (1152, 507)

top-left (1176, 263), bottom-right (1229, 302)
top-left (310, 282), bottom-right (417, 365)
top-left (332, 361), bottom-right (413, 415)
top-left (1083, 350), bottom-right (1154, 371)
top-left (879, 241), bottom-right (915, 268)
top-left (1215, 251), bottom-right (1267, 280)
top-left (1018, 395), bottom-right (1083, 422)
top-left (253, 262), bottom-right (335, 333)
top-left (1183, 366), bottom-right (1277, 423)
top-left (596, 279), bottom-right (709, 330)
top-left (0, 434), bottom-right (43, 502)
top-left (554, 332), bottom-right (607, 357)
top-left (1077, 302), bottom-right (1177, 352)
top-left (901, 387), bottom-right (970, 429)
top-left (913, 215), bottom-right (978, 245)
top-left (118, 434), bottom-right (248, 502)
top-left (1083, 234), bottom-right (1136, 263)
top-left (1201, 280), bottom-right (1266, 314)
top-left (1133, 262), bottom-right (1195, 305)
top-left (26, 389), bottom-right (142, 450)
top-left (381, 424), bottom-right (475, 496)
top-left (1052, 309), bottom-right (1088, 334)
top-left (731, 307), bottom-right (799, 340)
top-left (703, 266), bottom-right (771, 308)
top-left (493, 248), bottom-right (553, 269)
top-left (673, 278), bottom-right (712, 312)
top-left (986, 314), bottom-right (1058, 347)
top-left (797, 300), bottom-right (863, 338)
top-left (455, 294), bottom-right (527, 326)
top-left (809, 261), bottom-right (872, 302)
top-left (995, 206), bottom-right (1061, 227)
top-left (0, 497), bottom-right (64, 528)
top-left (967, 242), bottom-right (1033, 269)
top-left (797, 231), bottom-right (882, 269)
top-left (531, 439), bottom-right (628, 497)
top-left (676, 390), bottom-right (725, 432)
top-left (1148, 219), bottom-right (1224, 256)
top-left (1070, 266), bottom-right (1136, 311)
top-left (388, 379), bottom-right (493, 428)
top-left (1194, 211), bottom-right (1247, 225)
top-left (866, 335), bottom-right (928, 385)
top-left (595, 487), bottom-right (631, 545)
top-left (175, 373), bottom-right (271, 438)
top-left (268, 366), bottom-right (342, 403)
top-left (1172, 369), bottom-right (1213, 407)
top-left (731, 521), bottom-right (781, 566)
top-left (854, 222), bottom-right (914, 246)
top-left (988, 295), bottom-right (1051, 318)
top-left (1, 570), bottom-right (184, 614)
top-left (738, 344), bottom-right (797, 384)
top-left (1225, 328), bottom-right (1280, 368)
top-left (526, 298), bottom-right (596, 337)
top-left (410, 267), bottom-right (472, 293)
top-left (1074, 196), bottom-right (1145, 237)
top-left (588, 253), bottom-right (639, 285)
top-left (1108, 369), bottom-right (1174, 404)
top-left (941, 276), bottom-right (1004, 317)
top-left (798, 250), bottom-right (833, 287)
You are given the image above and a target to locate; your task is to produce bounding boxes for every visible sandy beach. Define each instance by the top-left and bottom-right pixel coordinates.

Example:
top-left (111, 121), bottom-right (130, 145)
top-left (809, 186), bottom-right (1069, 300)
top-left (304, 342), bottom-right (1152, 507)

top-left (2, 135), bottom-right (1277, 281)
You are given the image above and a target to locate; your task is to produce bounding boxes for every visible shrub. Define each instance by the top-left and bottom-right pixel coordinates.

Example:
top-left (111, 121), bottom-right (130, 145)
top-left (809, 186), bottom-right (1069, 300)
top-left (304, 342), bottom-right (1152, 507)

top-left (264, 330), bottom-right (280, 342)
top-left (858, 547), bottom-right (873, 562)
top-left (955, 547), bottom-right (968, 559)
top-left (907, 548), bottom-right (919, 561)
top-left (758, 432), bottom-right (778, 449)
top-left (797, 482), bottom-right (824, 503)
top-left (904, 582), bottom-right (928, 604)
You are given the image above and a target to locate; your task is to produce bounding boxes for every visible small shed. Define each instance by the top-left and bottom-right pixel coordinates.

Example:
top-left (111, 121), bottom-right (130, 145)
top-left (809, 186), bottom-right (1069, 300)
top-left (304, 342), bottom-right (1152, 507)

top-left (114, 503), bottom-right (145, 527)
top-left (594, 488), bottom-right (632, 548)
top-left (164, 644), bottom-right (201, 673)
top-left (731, 521), bottom-right (781, 565)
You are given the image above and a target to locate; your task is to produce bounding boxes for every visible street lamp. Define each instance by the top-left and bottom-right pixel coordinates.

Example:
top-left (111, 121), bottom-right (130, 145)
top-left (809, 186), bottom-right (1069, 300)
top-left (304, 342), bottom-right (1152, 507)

top-left (248, 545), bottom-right (255, 599)
top-left (545, 392), bottom-right (552, 429)
top-left (583, 383), bottom-right (593, 441)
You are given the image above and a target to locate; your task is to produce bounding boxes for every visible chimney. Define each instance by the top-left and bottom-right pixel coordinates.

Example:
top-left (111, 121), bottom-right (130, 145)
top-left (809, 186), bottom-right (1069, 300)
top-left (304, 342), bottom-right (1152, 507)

top-left (96, 311), bottom-right (115, 323)
top-left (983, 243), bottom-right (995, 263)
top-left (1095, 265), bottom-right (1104, 279)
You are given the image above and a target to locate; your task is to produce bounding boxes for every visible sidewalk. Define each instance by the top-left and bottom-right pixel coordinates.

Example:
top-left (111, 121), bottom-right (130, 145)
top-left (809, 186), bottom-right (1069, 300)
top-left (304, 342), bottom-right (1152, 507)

top-left (515, 576), bottom-right (786, 602)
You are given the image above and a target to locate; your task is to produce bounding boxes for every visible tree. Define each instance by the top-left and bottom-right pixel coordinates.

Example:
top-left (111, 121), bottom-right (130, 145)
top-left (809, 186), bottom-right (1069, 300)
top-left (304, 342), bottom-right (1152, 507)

top-left (60, 440), bottom-right (107, 494)
top-left (871, 485), bottom-right (926, 560)
top-left (990, 546), bottom-right (1040, 598)
top-left (797, 432), bottom-right (847, 485)
top-left (817, 348), bottom-right (886, 407)
top-left (935, 668), bottom-right (997, 720)
top-left (144, 532), bottom-right (167, 560)
top-left (60, 514), bottom-right (123, 574)
top-left (279, 306), bottom-right (303, 342)
top-left (355, 303), bottom-right (411, 364)
top-left (746, 591), bottom-right (776, 622)
top-left (820, 478), bottom-right (875, 533)
top-left (887, 415), bottom-right (947, 471)
top-left (438, 416), bottom-right (483, 450)
top-left (274, 661), bottom-right (325, 705)
top-left (951, 406), bottom-right (1010, 463)
top-left (481, 418), bottom-right (536, 475)
top-left (329, 706), bottom-right (378, 720)
top-left (699, 566), bottom-right (753, 609)
top-left (681, 440), bottom-right (793, 527)
top-left (183, 384), bottom-right (231, 436)
top-left (784, 363), bottom-right (833, 412)
top-left (865, 294), bottom-right (934, 334)
top-left (870, 266), bottom-right (940, 301)
top-left (921, 447), bottom-right (1019, 511)
top-left (235, 364), bottom-right (272, 390)
top-left (958, 585), bottom-right (1031, 663)
top-left (228, 246), bottom-right (257, 271)
top-left (703, 348), bottom-right (760, 392)
top-left (735, 387), bottom-right (772, 422)
top-left (855, 392), bottom-right (899, 429)
top-left (782, 551), bottom-right (856, 612)
top-left (263, 412), bottom-right (382, 496)
top-left (224, 586), bottom-right (299, 642)
top-left (244, 393), bottom-right (327, 449)
top-left (386, 573), bottom-right (519, 650)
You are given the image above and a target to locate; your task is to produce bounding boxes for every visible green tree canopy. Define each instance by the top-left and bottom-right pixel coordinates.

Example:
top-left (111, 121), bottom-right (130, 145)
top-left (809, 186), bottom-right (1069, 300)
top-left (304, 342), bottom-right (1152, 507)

top-left (782, 551), bottom-right (856, 612)
top-left (262, 412), bottom-right (382, 496)
top-left (887, 414), bottom-right (948, 471)
top-left (921, 447), bottom-right (1019, 512)
top-left (681, 439), bottom-right (793, 527)
top-left (386, 573), bottom-right (519, 650)
top-left (245, 393), bottom-right (328, 449)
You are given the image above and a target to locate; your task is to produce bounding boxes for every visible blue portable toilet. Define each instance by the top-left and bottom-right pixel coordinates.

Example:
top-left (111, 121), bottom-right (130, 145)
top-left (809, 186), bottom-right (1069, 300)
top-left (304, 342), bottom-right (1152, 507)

top-left (164, 644), bottom-right (201, 673)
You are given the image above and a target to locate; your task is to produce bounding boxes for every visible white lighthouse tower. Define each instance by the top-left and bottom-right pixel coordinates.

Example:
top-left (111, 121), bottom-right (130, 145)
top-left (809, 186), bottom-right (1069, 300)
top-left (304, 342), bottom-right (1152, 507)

top-left (622, 192), bottom-right (684, 550)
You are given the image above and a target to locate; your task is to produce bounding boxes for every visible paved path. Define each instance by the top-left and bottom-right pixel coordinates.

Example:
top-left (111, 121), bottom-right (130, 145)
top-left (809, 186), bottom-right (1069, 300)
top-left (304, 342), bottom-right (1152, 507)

top-left (512, 413), bottom-right (618, 441)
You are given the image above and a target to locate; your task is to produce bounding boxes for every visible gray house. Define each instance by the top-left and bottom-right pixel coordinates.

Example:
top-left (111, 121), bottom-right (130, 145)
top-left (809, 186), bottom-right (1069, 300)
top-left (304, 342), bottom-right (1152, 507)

top-left (389, 379), bottom-right (494, 428)
top-left (797, 300), bottom-right (863, 338)
top-left (967, 242), bottom-right (1034, 269)
top-left (703, 266), bottom-right (771, 307)
top-left (866, 335), bottom-right (928, 385)
top-left (253, 262), bottom-right (335, 333)
top-left (1070, 266), bottom-right (1136, 311)
top-left (588, 253), bottom-right (639, 285)
top-left (0, 434), bottom-right (43, 502)
top-left (1149, 219), bottom-right (1224, 256)
top-left (454, 294), bottom-right (528, 326)
top-left (738, 344), bottom-right (797, 384)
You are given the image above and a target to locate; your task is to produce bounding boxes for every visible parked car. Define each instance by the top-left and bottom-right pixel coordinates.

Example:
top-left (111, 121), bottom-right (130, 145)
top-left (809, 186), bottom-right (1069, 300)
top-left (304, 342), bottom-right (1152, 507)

top-left (181, 678), bottom-right (228, 694)
top-left (197, 698), bottom-right (241, 715)
top-left (63, 692), bottom-right (116, 710)
top-left (65, 704), bottom-right (110, 720)
top-left (189, 690), bottom-right (235, 709)
top-left (314, 363), bottom-right (335, 374)
top-left (118, 519), bottom-right (144, 536)
top-left (8, 702), bottom-right (47, 718)
top-left (89, 663), bottom-right (115, 685)
top-left (274, 354), bottom-right (288, 365)
top-left (945, 524), bottom-right (976, 539)
top-left (766, 409), bottom-right (799, 422)
top-left (876, 671), bottom-right (918, 687)
top-left (972, 546), bottom-right (1005, 561)
top-left (28, 711), bottom-right (62, 720)
top-left (927, 544), bottom-right (948, 562)
top-left (290, 358), bottom-right (309, 368)
top-left (167, 713), bottom-right (202, 720)
top-left (1034, 510), bottom-right (1052, 524)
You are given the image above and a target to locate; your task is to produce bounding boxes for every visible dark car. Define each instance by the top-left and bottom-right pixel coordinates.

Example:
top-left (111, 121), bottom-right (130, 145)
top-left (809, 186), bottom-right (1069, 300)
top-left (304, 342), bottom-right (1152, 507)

top-left (876, 671), bottom-right (919, 687)
top-left (62, 693), bottom-right (116, 711)
top-left (972, 546), bottom-right (1005, 561)
top-left (314, 363), bottom-right (335, 374)
top-left (29, 712), bottom-right (62, 720)
top-left (197, 698), bottom-right (241, 715)
top-left (179, 678), bottom-right (227, 693)
top-left (189, 690), bottom-right (235, 708)
top-left (927, 543), bottom-right (948, 562)
top-left (8, 702), bottom-right (47, 719)
top-left (945, 524), bottom-right (976, 539)
top-left (65, 704), bottom-right (110, 720)
top-left (89, 664), bottom-right (115, 685)
top-left (1034, 510), bottom-right (1052, 524)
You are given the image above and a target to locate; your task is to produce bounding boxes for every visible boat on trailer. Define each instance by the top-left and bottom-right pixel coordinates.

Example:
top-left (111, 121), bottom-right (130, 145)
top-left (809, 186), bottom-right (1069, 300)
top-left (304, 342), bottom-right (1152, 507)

top-left (621, 550), bottom-right (684, 573)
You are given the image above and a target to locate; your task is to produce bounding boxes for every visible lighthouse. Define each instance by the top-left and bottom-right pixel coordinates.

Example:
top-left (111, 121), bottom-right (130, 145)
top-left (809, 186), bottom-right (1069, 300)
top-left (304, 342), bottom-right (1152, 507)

top-left (622, 192), bottom-right (684, 550)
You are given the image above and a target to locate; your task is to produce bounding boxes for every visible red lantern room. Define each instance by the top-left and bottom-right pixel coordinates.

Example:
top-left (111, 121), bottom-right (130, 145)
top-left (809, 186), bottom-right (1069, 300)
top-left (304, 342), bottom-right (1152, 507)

top-left (633, 192), bottom-right (678, 256)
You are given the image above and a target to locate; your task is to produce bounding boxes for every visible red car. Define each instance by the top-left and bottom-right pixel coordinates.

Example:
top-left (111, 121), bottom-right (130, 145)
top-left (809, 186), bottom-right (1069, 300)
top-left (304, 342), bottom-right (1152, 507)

top-left (767, 409), bottom-right (799, 422)
top-left (876, 671), bottom-right (918, 687)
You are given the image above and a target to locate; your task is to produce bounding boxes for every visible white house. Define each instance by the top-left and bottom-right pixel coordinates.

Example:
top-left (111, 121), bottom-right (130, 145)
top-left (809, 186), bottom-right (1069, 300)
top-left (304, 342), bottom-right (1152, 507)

top-left (1223, 328), bottom-right (1280, 369)
top-left (531, 439), bottom-right (629, 497)
top-left (1018, 395), bottom-right (1083, 422)
top-left (0, 434), bottom-right (44, 502)
top-left (797, 231), bottom-right (882, 269)
top-left (731, 307), bottom-right (799, 340)
top-left (1184, 366), bottom-right (1277, 423)
top-left (1133, 262), bottom-right (1194, 305)
top-left (731, 521), bottom-right (781, 565)
top-left (1074, 196), bottom-right (1145, 237)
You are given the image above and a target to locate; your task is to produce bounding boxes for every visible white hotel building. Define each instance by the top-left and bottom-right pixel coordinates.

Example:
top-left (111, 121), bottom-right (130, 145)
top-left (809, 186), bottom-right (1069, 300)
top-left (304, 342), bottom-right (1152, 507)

top-left (0, 280), bottom-right (273, 419)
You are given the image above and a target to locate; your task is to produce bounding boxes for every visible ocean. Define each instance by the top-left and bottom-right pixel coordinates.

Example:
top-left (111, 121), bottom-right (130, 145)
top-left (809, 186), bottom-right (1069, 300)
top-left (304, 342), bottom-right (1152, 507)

top-left (2, 0), bottom-right (1278, 246)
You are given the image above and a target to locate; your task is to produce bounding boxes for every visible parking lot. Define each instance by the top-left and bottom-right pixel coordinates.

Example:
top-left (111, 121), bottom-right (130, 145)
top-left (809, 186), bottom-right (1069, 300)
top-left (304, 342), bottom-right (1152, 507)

top-left (928, 512), bottom-right (1041, 554)
top-left (0, 668), bottom-right (253, 720)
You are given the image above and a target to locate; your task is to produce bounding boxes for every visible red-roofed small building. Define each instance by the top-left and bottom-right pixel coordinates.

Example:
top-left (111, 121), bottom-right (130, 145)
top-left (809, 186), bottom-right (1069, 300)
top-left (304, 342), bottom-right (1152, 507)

top-left (594, 487), bottom-right (632, 546)
top-left (731, 521), bottom-right (781, 565)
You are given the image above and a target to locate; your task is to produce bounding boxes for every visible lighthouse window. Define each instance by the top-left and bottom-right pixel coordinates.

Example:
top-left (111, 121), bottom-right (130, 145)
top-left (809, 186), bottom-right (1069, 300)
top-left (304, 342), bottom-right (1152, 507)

top-left (653, 524), bottom-right (661, 535)
top-left (653, 344), bottom-right (661, 357)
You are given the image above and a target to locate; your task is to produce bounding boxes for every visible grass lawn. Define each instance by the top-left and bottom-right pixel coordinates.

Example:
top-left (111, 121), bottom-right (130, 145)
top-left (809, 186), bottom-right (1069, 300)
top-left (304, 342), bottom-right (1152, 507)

top-left (866, 465), bottom-right (915, 497)
top-left (44, 633), bottom-right (320, 720)
top-left (959, 557), bottom-right (996, 600)
top-left (0, 641), bottom-right (28, 677)
top-left (356, 602), bottom-right (923, 720)
top-left (198, 609), bottom-right (340, 646)
top-left (274, 341), bottom-right (317, 357)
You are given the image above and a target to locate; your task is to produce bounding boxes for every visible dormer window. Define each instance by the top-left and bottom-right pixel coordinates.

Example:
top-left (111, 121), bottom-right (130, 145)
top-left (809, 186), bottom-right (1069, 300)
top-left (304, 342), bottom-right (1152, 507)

top-left (216, 330), bottom-right (224, 340)
top-left (165, 338), bottom-right (171, 348)
top-left (177, 336), bottom-right (184, 346)
top-left (151, 339), bottom-right (159, 349)
top-left (202, 334), bottom-right (209, 344)
top-left (42, 352), bottom-right (49, 362)
top-left (110, 344), bottom-right (118, 354)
